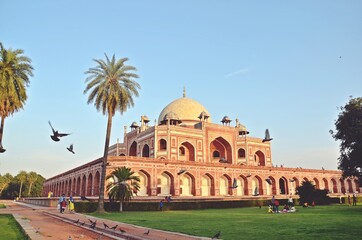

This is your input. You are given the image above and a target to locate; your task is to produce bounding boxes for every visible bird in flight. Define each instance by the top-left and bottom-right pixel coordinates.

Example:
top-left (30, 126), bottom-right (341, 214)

top-left (177, 169), bottom-right (187, 175)
top-left (48, 121), bottom-right (70, 142)
top-left (0, 143), bottom-right (5, 153)
top-left (230, 178), bottom-right (238, 189)
top-left (67, 144), bottom-right (75, 154)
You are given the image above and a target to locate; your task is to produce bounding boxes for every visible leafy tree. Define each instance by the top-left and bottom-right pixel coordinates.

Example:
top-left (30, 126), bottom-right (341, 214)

top-left (106, 167), bottom-right (140, 211)
top-left (0, 43), bottom-right (34, 149)
top-left (296, 180), bottom-right (330, 205)
top-left (16, 170), bottom-right (28, 198)
top-left (84, 54), bottom-right (140, 213)
top-left (27, 171), bottom-right (38, 195)
top-left (30, 174), bottom-right (45, 197)
top-left (0, 173), bottom-right (12, 195)
top-left (330, 97), bottom-right (362, 180)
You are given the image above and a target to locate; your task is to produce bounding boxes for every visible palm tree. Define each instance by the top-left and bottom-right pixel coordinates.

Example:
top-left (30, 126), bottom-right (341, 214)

top-left (84, 53), bottom-right (140, 213)
top-left (0, 43), bottom-right (34, 150)
top-left (0, 173), bottom-right (12, 195)
top-left (27, 171), bottom-right (38, 195)
top-left (16, 170), bottom-right (28, 198)
top-left (106, 167), bottom-right (140, 212)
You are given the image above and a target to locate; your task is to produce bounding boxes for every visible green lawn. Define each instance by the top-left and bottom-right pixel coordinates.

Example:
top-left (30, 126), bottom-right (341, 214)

top-left (0, 214), bottom-right (28, 240)
top-left (90, 204), bottom-right (362, 240)
top-left (0, 203), bottom-right (5, 208)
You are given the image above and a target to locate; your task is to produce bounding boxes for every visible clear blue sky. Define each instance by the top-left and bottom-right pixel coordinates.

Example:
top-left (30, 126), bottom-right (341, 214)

top-left (1, 1), bottom-right (361, 179)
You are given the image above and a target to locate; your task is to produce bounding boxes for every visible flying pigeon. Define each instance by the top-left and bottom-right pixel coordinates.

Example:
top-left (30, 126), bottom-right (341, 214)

top-left (67, 144), bottom-right (75, 154)
top-left (262, 129), bottom-right (273, 142)
top-left (266, 178), bottom-right (272, 185)
top-left (81, 195), bottom-right (91, 201)
top-left (219, 158), bottom-right (227, 163)
top-left (289, 179), bottom-right (295, 182)
top-left (48, 121), bottom-right (70, 142)
top-left (144, 229), bottom-right (150, 235)
top-left (212, 231), bottom-right (221, 239)
top-left (177, 169), bottom-right (187, 175)
top-left (230, 178), bottom-right (238, 189)
top-left (90, 222), bottom-right (96, 229)
top-left (246, 173), bottom-right (252, 178)
top-left (88, 219), bottom-right (96, 224)
top-left (0, 143), bottom-right (6, 153)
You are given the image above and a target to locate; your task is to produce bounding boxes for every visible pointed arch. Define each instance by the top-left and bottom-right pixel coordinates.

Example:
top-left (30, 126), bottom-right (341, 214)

top-left (210, 137), bottom-right (233, 163)
top-left (179, 141), bottom-right (195, 161)
top-left (279, 177), bottom-right (288, 195)
top-left (76, 176), bottom-right (81, 196)
top-left (134, 170), bottom-right (150, 196)
top-left (331, 178), bottom-right (338, 193)
top-left (266, 176), bottom-right (277, 195)
top-left (238, 148), bottom-right (246, 158)
top-left (87, 173), bottom-right (93, 196)
top-left (157, 171), bottom-right (174, 196)
top-left (180, 172), bottom-right (195, 196)
top-left (347, 179), bottom-right (353, 193)
top-left (322, 178), bottom-right (329, 191)
top-left (313, 177), bottom-right (320, 189)
top-left (220, 174), bottom-right (232, 196)
top-left (81, 175), bottom-right (86, 196)
top-left (201, 173), bottom-right (215, 196)
top-left (252, 175), bottom-right (263, 195)
top-left (340, 179), bottom-right (346, 194)
top-left (254, 150), bottom-right (266, 166)
top-left (129, 141), bottom-right (137, 156)
top-left (159, 139), bottom-right (167, 150)
top-left (94, 171), bottom-right (100, 196)
top-left (142, 144), bottom-right (150, 157)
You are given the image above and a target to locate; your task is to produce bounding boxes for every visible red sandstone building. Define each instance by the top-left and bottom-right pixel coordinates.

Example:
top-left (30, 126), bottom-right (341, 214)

top-left (43, 90), bottom-right (359, 199)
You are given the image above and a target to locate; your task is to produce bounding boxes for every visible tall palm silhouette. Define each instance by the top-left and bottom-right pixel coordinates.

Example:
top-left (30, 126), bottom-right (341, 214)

top-left (84, 53), bottom-right (140, 212)
top-left (0, 43), bottom-right (33, 151)
top-left (106, 167), bottom-right (140, 212)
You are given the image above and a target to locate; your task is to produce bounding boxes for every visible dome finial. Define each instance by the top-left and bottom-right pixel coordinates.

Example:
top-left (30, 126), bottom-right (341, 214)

top-left (183, 86), bottom-right (186, 98)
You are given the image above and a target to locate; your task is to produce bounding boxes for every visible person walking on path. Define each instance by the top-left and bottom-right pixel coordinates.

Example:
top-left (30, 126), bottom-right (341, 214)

top-left (159, 200), bottom-right (164, 211)
top-left (353, 193), bottom-right (357, 206)
top-left (68, 196), bottom-right (75, 213)
top-left (271, 195), bottom-right (275, 212)
top-left (58, 193), bottom-right (66, 213)
top-left (288, 195), bottom-right (293, 208)
top-left (348, 195), bottom-right (351, 206)
top-left (274, 199), bottom-right (280, 213)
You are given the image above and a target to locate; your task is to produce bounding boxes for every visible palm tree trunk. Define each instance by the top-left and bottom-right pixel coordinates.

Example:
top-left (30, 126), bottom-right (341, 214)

top-left (97, 112), bottom-right (113, 213)
top-left (0, 116), bottom-right (5, 144)
top-left (19, 182), bottom-right (23, 198)
top-left (28, 182), bottom-right (33, 195)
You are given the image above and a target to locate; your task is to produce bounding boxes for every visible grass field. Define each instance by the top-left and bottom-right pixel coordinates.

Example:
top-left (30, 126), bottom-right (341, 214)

top-left (0, 203), bottom-right (5, 208)
top-left (0, 214), bottom-right (28, 240)
top-left (91, 204), bottom-right (362, 240)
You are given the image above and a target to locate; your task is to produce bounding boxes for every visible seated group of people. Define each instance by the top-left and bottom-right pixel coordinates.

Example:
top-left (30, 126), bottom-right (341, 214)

top-left (268, 204), bottom-right (296, 213)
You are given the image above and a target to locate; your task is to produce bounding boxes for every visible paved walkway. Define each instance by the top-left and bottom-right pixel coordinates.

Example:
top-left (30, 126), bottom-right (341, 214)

top-left (0, 200), bottom-right (211, 240)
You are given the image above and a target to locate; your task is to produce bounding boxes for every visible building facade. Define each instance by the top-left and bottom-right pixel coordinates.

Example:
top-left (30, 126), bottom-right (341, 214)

top-left (43, 91), bottom-right (359, 198)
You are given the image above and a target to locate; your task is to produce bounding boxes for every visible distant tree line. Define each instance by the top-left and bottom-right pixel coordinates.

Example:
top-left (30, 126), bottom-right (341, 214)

top-left (0, 171), bottom-right (44, 199)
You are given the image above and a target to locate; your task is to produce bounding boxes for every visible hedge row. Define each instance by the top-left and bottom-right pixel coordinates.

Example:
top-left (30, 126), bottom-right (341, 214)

top-left (73, 197), bottom-right (355, 213)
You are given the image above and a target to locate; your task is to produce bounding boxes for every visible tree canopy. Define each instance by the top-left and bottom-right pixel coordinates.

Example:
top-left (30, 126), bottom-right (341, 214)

top-left (330, 97), bottom-right (362, 180)
top-left (106, 167), bottom-right (140, 212)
